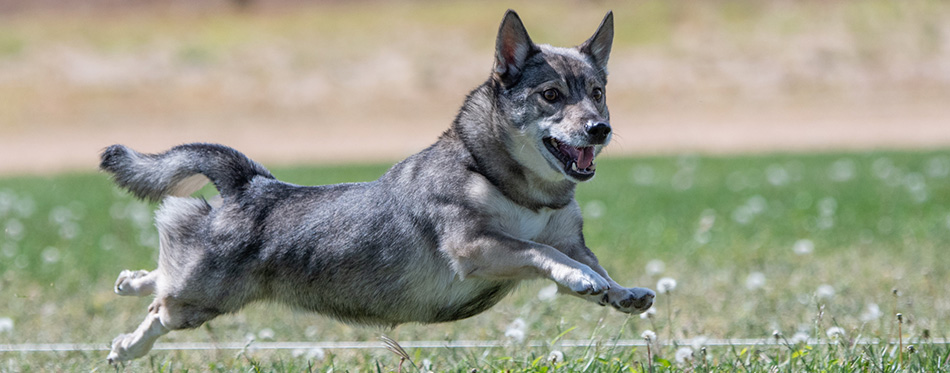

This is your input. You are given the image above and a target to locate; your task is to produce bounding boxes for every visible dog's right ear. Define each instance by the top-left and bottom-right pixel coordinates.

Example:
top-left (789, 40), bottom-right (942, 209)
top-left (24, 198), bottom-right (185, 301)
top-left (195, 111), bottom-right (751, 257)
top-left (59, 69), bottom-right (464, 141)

top-left (494, 10), bottom-right (535, 86)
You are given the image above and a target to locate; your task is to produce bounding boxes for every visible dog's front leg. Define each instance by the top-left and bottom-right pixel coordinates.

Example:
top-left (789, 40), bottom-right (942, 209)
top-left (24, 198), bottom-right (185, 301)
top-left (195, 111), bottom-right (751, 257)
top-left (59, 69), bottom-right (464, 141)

top-left (453, 233), bottom-right (610, 296)
top-left (556, 246), bottom-right (655, 314)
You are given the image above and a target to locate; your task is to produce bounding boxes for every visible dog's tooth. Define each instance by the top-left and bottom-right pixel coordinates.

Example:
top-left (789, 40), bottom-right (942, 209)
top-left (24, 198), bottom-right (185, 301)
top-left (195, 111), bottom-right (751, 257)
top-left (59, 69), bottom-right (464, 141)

top-left (570, 162), bottom-right (579, 172)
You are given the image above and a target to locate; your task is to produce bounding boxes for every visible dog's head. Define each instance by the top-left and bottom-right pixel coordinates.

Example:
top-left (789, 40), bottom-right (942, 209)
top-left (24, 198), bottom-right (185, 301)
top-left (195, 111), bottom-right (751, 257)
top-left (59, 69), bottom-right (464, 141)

top-left (493, 10), bottom-right (614, 183)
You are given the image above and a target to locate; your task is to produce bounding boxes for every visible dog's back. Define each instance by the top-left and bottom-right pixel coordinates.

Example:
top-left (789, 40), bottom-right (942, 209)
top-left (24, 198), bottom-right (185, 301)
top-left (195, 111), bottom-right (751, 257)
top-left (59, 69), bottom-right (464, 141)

top-left (101, 140), bottom-right (516, 327)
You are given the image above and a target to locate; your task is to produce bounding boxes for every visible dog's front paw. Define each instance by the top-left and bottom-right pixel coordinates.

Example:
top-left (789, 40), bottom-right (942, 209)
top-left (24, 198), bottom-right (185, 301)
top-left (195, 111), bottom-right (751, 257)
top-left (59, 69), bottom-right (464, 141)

top-left (114, 270), bottom-right (149, 296)
top-left (556, 266), bottom-right (609, 295)
top-left (608, 287), bottom-right (655, 314)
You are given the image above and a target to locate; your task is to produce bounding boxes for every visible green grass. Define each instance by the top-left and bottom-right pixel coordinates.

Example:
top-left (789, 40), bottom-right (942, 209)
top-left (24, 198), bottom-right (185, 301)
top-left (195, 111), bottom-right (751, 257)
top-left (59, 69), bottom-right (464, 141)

top-left (2, 150), bottom-right (950, 371)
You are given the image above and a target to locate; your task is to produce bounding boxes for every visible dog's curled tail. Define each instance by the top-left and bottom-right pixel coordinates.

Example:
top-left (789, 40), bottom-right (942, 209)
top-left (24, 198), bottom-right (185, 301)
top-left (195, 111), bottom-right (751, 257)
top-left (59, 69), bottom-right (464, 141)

top-left (100, 143), bottom-right (275, 202)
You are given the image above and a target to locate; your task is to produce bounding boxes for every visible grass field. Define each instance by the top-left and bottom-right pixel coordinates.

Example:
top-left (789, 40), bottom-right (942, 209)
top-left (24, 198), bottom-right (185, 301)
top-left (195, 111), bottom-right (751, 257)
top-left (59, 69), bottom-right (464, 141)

top-left (1, 150), bottom-right (949, 371)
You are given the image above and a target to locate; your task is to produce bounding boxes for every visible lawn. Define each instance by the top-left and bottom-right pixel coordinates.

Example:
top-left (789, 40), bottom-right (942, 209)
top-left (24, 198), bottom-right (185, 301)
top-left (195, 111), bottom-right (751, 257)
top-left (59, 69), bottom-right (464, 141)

top-left (1, 150), bottom-right (949, 371)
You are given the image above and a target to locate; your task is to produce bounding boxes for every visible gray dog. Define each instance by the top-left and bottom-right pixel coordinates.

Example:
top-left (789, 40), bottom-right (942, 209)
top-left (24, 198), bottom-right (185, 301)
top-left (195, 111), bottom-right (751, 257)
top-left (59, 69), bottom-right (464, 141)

top-left (103, 10), bottom-right (655, 364)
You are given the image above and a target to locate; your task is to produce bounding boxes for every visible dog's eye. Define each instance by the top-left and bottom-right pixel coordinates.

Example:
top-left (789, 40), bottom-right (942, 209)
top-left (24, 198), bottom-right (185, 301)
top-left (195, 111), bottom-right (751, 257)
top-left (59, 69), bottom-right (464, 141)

top-left (591, 88), bottom-right (604, 102)
top-left (542, 88), bottom-right (560, 102)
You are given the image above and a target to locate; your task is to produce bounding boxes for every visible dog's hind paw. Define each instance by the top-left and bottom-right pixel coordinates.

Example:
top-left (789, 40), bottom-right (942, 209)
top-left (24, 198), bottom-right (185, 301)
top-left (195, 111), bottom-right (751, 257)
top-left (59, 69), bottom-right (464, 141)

top-left (114, 270), bottom-right (152, 296)
top-left (107, 333), bottom-right (139, 365)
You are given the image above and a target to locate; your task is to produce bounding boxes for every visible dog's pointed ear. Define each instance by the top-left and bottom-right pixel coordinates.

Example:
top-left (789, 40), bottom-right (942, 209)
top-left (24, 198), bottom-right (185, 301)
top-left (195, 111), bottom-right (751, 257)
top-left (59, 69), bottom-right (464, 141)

top-left (579, 11), bottom-right (614, 75)
top-left (494, 10), bottom-right (535, 86)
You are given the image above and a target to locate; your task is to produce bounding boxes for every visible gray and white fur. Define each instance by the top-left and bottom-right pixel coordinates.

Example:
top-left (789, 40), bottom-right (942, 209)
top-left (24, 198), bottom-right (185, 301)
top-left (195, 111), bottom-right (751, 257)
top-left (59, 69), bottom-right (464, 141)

top-left (103, 10), bottom-right (655, 364)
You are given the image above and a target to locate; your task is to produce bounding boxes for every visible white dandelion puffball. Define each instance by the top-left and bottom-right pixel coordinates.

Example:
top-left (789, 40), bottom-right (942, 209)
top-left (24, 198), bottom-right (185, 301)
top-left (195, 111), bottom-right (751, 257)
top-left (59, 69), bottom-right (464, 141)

top-left (548, 350), bottom-right (564, 363)
top-left (0, 317), bottom-right (12, 333)
top-left (258, 328), bottom-right (275, 340)
top-left (860, 303), bottom-right (884, 322)
top-left (691, 336), bottom-right (708, 351)
top-left (793, 239), bottom-right (814, 255)
top-left (641, 329), bottom-right (657, 341)
top-left (826, 326), bottom-right (846, 339)
top-left (537, 284), bottom-right (558, 302)
top-left (505, 328), bottom-right (525, 342)
top-left (816, 284), bottom-right (835, 300)
top-left (639, 306), bottom-right (657, 319)
top-left (675, 347), bottom-right (694, 364)
top-left (505, 318), bottom-right (527, 342)
top-left (790, 332), bottom-right (809, 344)
top-left (745, 272), bottom-right (766, 291)
top-left (646, 259), bottom-right (665, 276)
top-left (657, 277), bottom-right (677, 294)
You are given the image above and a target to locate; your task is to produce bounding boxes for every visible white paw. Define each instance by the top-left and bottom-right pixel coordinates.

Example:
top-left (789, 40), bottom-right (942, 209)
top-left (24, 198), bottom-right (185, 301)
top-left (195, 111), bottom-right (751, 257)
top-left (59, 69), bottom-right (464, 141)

top-left (607, 287), bottom-right (655, 314)
top-left (558, 266), bottom-right (609, 295)
top-left (114, 270), bottom-right (149, 296)
top-left (107, 333), bottom-right (144, 365)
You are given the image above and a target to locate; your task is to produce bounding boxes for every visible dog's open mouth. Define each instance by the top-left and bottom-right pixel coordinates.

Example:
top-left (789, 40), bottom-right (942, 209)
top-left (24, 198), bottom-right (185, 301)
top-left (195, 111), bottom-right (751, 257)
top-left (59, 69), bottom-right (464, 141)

top-left (543, 137), bottom-right (596, 181)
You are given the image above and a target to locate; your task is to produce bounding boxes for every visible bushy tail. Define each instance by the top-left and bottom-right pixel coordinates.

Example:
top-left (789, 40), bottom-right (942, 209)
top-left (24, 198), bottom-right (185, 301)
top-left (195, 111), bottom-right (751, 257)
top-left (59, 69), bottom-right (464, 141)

top-left (100, 143), bottom-right (275, 202)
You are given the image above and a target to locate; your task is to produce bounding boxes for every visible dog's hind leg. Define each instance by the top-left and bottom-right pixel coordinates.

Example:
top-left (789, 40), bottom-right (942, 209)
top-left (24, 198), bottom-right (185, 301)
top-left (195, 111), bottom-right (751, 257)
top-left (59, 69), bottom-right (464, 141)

top-left (108, 296), bottom-right (223, 364)
top-left (107, 303), bottom-right (168, 364)
top-left (114, 269), bottom-right (158, 296)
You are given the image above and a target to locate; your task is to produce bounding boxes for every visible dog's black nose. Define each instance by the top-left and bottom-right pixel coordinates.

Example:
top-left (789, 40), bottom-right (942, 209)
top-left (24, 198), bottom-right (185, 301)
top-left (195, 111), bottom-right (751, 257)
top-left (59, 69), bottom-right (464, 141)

top-left (586, 122), bottom-right (611, 143)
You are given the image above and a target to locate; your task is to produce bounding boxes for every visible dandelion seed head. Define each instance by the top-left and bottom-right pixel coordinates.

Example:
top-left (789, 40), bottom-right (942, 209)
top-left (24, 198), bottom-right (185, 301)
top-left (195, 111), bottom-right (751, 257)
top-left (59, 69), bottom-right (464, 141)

top-left (639, 306), bottom-right (656, 319)
top-left (674, 347), bottom-right (693, 364)
top-left (860, 303), bottom-right (883, 322)
top-left (745, 272), bottom-right (766, 291)
top-left (818, 197), bottom-right (837, 216)
top-left (691, 336), bottom-right (708, 351)
top-left (656, 277), bottom-right (677, 294)
top-left (505, 318), bottom-right (526, 342)
top-left (791, 331), bottom-right (809, 345)
top-left (816, 284), bottom-right (835, 300)
top-left (258, 328), bottom-right (275, 340)
top-left (504, 328), bottom-right (525, 343)
top-left (0, 317), bottom-right (13, 334)
top-left (305, 347), bottom-right (325, 360)
top-left (641, 329), bottom-right (656, 341)
top-left (826, 326), bottom-right (846, 339)
top-left (42, 247), bottom-right (61, 264)
top-left (646, 259), bottom-right (665, 276)
top-left (4, 219), bottom-right (25, 241)
top-left (547, 350), bottom-right (564, 363)
top-left (793, 239), bottom-right (814, 255)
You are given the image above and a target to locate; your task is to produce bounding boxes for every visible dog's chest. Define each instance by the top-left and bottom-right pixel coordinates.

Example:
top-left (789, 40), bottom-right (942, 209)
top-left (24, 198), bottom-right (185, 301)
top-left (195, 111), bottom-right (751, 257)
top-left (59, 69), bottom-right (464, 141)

top-left (468, 177), bottom-right (555, 240)
top-left (495, 203), bottom-right (554, 240)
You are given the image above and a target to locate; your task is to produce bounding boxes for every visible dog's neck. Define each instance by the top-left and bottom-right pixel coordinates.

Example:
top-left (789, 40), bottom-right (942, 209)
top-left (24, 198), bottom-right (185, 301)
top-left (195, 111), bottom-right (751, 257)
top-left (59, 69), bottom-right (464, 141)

top-left (449, 82), bottom-right (576, 211)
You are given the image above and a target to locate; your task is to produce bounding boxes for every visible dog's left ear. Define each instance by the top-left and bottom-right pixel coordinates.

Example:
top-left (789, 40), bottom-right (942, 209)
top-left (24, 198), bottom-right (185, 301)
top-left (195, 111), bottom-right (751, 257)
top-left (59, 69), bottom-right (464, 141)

top-left (579, 11), bottom-right (614, 75)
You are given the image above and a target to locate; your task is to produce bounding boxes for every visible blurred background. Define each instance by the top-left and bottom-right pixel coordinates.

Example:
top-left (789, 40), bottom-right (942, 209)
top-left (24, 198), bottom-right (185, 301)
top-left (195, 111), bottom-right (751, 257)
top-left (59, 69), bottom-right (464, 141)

top-left (1, 0), bottom-right (949, 174)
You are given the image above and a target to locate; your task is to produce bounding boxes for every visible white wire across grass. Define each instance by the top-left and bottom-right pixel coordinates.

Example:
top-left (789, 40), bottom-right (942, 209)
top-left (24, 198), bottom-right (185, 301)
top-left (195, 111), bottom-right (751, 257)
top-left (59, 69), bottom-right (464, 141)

top-left (1, 338), bottom-right (947, 353)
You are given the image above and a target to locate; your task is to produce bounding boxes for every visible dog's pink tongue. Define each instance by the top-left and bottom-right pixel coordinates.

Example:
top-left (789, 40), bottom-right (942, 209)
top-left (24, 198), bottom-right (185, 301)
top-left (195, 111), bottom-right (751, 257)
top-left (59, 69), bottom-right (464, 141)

top-left (558, 144), bottom-right (595, 169)
top-left (576, 147), bottom-right (594, 169)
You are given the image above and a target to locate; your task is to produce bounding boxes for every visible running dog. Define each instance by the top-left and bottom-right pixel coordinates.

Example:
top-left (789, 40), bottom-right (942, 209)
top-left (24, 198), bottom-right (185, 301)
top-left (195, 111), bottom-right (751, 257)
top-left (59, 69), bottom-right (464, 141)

top-left (103, 9), bottom-right (655, 363)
